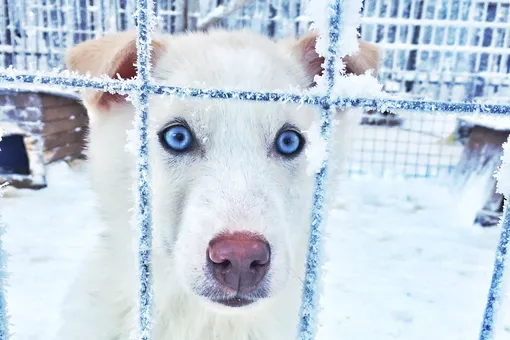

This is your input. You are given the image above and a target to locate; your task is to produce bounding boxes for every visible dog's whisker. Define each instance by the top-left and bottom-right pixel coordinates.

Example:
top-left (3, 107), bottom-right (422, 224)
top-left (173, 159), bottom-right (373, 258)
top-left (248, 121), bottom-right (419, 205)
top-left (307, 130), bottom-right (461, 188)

top-left (285, 265), bottom-right (304, 286)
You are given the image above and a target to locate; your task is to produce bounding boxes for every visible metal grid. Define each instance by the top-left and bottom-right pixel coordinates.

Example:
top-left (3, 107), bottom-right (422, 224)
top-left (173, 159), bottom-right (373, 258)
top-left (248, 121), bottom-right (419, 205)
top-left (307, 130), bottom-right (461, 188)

top-left (5, 0), bottom-right (510, 98)
top-left (361, 0), bottom-right (510, 102)
top-left (0, 0), bottom-right (509, 339)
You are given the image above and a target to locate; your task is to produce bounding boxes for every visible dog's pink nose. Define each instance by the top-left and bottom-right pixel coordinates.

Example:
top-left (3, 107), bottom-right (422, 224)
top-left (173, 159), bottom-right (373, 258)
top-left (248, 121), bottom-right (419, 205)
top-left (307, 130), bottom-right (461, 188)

top-left (207, 232), bottom-right (270, 292)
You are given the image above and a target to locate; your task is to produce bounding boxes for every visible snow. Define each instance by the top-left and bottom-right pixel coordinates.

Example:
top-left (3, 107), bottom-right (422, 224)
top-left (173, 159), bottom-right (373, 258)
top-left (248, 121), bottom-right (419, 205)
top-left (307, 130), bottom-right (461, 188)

top-left (1, 160), bottom-right (509, 339)
top-left (461, 116), bottom-right (510, 132)
top-left (0, 162), bottom-right (101, 340)
top-left (319, 175), bottom-right (510, 340)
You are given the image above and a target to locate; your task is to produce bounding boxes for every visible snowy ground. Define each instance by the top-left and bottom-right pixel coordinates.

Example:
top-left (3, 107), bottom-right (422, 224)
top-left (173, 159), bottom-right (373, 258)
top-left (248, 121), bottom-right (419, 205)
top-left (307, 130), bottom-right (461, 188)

top-left (1, 160), bottom-right (510, 339)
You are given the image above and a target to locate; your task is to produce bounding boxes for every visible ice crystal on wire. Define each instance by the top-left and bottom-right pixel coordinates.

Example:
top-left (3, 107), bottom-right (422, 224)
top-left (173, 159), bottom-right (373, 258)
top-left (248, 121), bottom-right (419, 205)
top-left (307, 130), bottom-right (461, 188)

top-left (305, 0), bottom-right (383, 99)
top-left (133, 0), bottom-right (157, 337)
top-left (304, 122), bottom-right (328, 176)
top-left (496, 136), bottom-right (510, 198)
top-left (307, 0), bottom-right (361, 59)
top-left (0, 212), bottom-right (8, 339)
top-left (0, 124), bottom-right (8, 337)
top-left (297, 0), bottom-right (351, 338)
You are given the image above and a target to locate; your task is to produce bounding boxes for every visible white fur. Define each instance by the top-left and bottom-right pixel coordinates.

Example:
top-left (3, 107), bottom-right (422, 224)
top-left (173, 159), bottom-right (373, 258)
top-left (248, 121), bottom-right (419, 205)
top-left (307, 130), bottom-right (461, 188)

top-left (55, 29), bottom-right (368, 340)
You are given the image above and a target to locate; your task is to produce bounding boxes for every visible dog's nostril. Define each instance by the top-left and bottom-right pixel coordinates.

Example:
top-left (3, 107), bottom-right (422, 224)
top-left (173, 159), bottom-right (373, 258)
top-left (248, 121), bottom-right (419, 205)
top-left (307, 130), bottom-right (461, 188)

top-left (207, 232), bottom-right (270, 293)
top-left (217, 260), bottom-right (232, 271)
top-left (249, 260), bottom-right (266, 270)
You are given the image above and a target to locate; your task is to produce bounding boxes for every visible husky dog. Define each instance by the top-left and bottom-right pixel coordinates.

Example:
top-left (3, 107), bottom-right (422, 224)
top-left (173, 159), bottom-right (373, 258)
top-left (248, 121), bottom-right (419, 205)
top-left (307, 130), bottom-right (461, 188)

top-left (57, 29), bottom-right (379, 340)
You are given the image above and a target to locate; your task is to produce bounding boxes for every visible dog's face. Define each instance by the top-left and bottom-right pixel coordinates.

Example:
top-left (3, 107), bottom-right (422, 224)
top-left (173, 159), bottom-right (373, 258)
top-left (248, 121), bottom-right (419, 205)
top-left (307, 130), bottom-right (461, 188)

top-left (66, 30), bottom-right (379, 311)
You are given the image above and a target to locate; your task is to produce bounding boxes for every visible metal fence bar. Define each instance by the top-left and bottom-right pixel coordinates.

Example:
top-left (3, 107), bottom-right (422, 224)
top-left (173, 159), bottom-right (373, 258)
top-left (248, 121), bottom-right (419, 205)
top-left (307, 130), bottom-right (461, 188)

top-left (2, 72), bottom-right (510, 115)
top-left (0, 213), bottom-right (8, 340)
top-left (100, 0), bottom-right (106, 32)
top-left (3, 0), bottom-right (510, 103)
top-left (479, 200), bottom-right (510, 340)
top-left (134, 0), bottom-right (154, 337)
top-left (297, 0), bottom-right (346, 337)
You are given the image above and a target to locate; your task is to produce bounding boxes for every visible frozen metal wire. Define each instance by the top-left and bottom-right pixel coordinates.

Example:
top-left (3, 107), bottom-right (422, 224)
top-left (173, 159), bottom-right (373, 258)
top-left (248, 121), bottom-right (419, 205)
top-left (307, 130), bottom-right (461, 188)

top-left (100, 0), bottom-right (107, 32)
top-left (134, 0), bottom-right (154, 337)
top-left (297, 0), bottom-right (344, 337)
top-left (479, 200), bottom-right (510, 340)
top-left (1, 72), bottom-right (510, 115)
top-left (0, 214), bottom-right (8, 340)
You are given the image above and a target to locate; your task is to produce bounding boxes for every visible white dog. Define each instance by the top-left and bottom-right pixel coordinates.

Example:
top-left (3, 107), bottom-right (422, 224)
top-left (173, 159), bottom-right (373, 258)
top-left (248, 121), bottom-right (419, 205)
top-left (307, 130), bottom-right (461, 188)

top-left (56, 29), bottom-right (379, 340)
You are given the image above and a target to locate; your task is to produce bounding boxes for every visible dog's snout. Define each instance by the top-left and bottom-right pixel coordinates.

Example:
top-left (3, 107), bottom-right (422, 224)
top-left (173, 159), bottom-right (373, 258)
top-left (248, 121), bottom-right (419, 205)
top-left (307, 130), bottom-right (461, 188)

top-left (207, 232), bottom-right (270, 292)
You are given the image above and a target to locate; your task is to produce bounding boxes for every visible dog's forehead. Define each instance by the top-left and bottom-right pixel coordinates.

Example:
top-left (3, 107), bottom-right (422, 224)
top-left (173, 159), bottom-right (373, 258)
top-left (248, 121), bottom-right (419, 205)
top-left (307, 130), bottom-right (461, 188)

top-left (153, 30), bottom-right (307, 92)
top-left (150, 95), bottom-right (314, 135)
top-left (149, 31), bottom-right (315, 132)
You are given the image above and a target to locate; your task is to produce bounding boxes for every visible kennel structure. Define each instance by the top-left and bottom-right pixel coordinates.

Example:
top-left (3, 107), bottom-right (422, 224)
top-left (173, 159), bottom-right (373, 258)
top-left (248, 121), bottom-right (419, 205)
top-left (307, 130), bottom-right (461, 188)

top-left (455, 116), bottom-right (510, 226)
top-left (0, 88), bottom-right (87, 188)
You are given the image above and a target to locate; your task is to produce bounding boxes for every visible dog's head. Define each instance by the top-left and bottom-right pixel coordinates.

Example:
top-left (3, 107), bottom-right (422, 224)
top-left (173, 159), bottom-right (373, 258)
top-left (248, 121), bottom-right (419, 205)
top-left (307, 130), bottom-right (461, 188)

top-left (66, 30), bottom-right (379, 311)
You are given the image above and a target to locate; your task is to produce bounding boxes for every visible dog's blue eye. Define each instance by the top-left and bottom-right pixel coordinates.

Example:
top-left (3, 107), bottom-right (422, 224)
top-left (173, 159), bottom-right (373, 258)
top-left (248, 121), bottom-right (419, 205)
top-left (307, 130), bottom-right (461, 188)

top-left (275, 130), bottom-right (303, 156)
top-left (162, 125), bottom-right (193, 152)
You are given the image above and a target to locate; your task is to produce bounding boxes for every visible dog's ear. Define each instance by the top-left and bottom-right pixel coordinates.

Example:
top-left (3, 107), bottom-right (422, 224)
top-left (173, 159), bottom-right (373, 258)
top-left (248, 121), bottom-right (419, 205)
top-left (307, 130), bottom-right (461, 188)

top-left (65, 31), bottom-right (166, 111)
top-left (292, 31), bottom-right (380, 87)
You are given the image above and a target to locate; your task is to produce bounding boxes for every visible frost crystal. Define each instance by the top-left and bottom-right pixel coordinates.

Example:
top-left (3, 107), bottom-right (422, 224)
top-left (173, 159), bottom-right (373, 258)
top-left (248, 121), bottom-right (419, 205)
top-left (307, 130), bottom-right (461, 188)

top-left (304, 122), bottom-right (328, 176)
top-left (306, 0), bottom-right (382, 99)
top-left (480, 134), bottom-right (510, 340)
top-left (496, 136), bottom-right (510, 197)
top-left (0, 125), bottom-right (7, 337)
top-left (0, 211), bottom-right (8, 339)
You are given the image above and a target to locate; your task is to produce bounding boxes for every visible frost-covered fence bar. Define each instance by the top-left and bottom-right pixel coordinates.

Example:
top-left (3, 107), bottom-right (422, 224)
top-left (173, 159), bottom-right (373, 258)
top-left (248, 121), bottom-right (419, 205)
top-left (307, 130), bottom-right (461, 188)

top-left (134, 0), bottom-right (154, 337)
top-left (4, 0), bottom-right (510, 104)
top-left (480, 201), bottom-right (510, 340)
top-left (296, 0), bottom-right (342, 333)
top-left (479, 138), bottom-right (510, 340)
top-left (0, 214), bottom-right (8, 340)
top-left (1, 72), bottom-right (510, 115)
